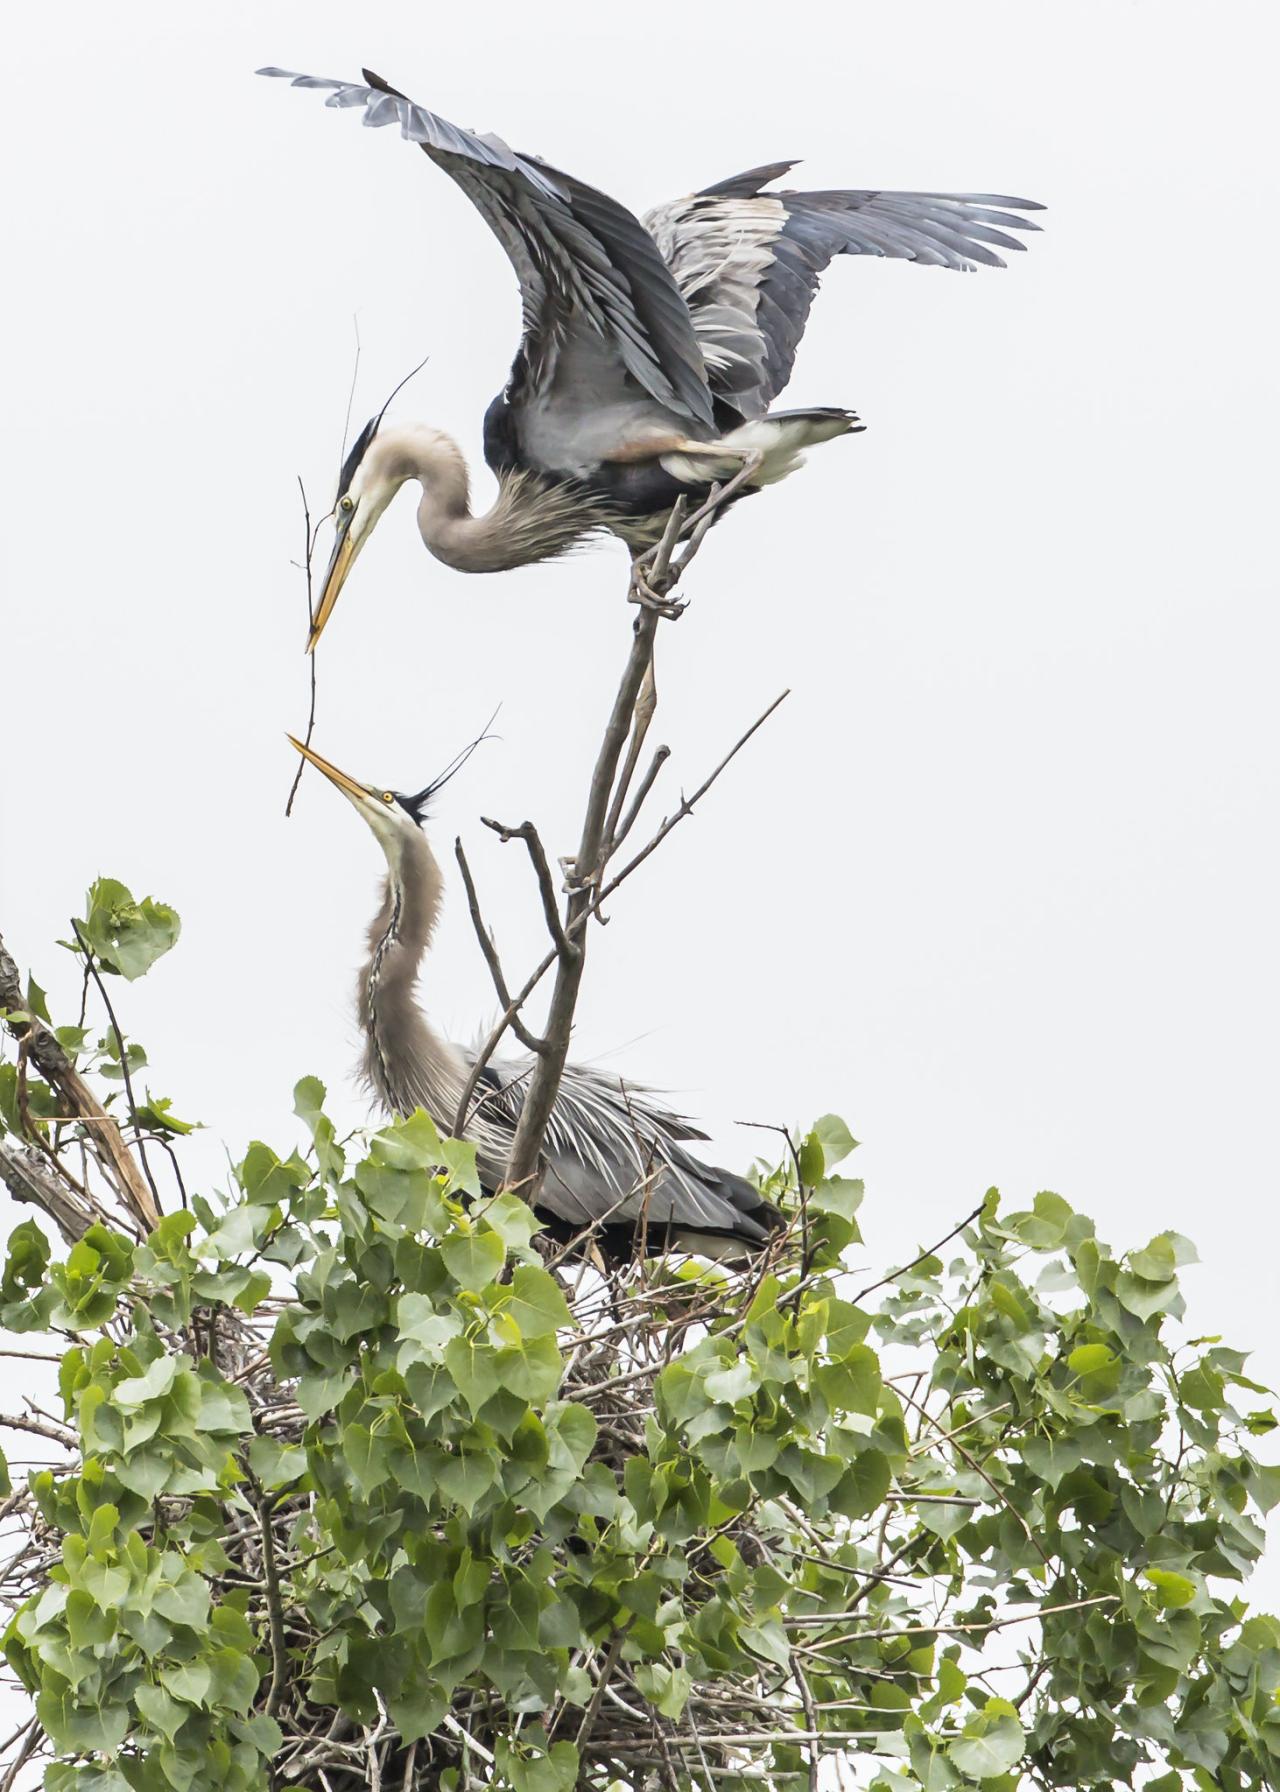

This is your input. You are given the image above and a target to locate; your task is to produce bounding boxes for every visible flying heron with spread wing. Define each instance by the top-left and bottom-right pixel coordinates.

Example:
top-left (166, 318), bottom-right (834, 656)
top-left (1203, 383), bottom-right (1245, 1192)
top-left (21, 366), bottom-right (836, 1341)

top-left (261, 67), bottom-right (1043, 648)
top-left (288, 734), bottom-right (782, 1261)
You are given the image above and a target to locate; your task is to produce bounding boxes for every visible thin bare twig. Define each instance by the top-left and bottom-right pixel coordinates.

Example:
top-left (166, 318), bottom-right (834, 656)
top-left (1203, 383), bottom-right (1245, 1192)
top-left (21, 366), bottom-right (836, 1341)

top-left (285, 478), bottom-right (321, 817)
top-left (480, 818), bottom-right (577, 960)
top-left (452, 686), bottom-right (785, 1138)
top-left (850, 1202), bottom-right (987, 1307)
top-left (70, 920), bottom-right (163, 1220)
top-left (453, 841), bottom-right (545, 1057)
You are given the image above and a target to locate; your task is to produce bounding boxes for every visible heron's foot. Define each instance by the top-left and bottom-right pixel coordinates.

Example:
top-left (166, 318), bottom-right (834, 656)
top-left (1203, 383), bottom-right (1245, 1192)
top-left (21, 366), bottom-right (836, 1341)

top-left (628, 569), bottom-right (686, 620)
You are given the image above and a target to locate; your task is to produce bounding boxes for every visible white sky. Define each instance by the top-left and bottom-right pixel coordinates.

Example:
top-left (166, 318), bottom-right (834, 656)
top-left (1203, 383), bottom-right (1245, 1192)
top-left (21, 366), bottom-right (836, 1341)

top-left (2, 0), bottom-right (1278, 1598)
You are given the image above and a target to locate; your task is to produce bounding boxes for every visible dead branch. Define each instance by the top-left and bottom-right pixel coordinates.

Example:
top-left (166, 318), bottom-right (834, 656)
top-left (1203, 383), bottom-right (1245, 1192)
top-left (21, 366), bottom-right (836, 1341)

top-left (70, 920), bottom-right (163, 1219)
top-left (453, 840), bottom-right (546, 1058)
top-left (0, 930), bottom-right (159, 1233)
top-left (285, 477), bottom-right (323, 818)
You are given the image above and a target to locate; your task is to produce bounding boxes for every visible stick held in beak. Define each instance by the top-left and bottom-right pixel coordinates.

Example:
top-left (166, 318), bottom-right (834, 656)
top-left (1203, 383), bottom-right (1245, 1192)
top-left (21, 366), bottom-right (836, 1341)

top-left (307, 527), bottom-right (358, 654)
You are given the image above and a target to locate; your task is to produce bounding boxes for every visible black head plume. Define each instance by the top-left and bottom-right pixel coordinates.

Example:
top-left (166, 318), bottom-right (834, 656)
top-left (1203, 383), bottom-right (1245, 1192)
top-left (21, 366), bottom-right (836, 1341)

top-left (334, 353), bottom-right (432, 503)
top-left (393, 708), bottom-right (501, 826)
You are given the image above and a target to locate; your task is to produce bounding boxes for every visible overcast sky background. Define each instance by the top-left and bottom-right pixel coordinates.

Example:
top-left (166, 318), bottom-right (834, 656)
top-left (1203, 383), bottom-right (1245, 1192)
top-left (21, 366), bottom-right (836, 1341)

top-left (3, 0), bottom-right (1278, 1598)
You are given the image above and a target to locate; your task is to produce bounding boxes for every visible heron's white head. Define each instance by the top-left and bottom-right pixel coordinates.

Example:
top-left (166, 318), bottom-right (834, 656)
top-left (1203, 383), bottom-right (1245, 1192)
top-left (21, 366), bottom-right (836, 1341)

top-left (309, 417), bottom-right (403, 653)
top-left (287, 723), bottom-right (493, 861)
top-left (286, 734), bottom-right (434, 870)
top-left (308, 418), bottom-right (464, 654)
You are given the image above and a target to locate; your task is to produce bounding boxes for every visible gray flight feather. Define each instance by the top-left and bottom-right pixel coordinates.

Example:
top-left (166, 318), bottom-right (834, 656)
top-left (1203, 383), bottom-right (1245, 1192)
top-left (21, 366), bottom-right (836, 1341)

top-left (644, 165), bottom-right (1044, 420)
top-left (258, 67), bottom-right (715, 429)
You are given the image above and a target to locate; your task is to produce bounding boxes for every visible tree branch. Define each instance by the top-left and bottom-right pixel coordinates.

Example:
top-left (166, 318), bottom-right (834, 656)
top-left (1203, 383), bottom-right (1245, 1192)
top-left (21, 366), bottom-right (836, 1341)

top-left (70, 920), bottom-right (163, 1220)
top-left (0, 930), bottom-right (159, 1233)
top-left (453, 840), bottom-right (546, 1057)
top-left (480, 817), bottom-right (577, 960)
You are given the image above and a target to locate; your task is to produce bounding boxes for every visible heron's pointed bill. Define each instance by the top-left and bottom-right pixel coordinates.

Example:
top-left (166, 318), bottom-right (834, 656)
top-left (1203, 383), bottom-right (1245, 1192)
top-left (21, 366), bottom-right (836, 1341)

top-left (307, 527), bottom-right (358, 654)
top-left (286, 734), bottom-right (369, 804)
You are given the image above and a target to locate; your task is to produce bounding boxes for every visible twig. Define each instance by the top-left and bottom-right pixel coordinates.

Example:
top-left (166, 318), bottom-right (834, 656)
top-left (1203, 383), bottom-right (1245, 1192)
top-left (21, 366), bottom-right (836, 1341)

top-left (588, 687), bottom-right (789, 931)
top-left (850, 1202), bottom-right (987, 1306)
top-left (481, 818), bottom-right (577, 960)
top-left (607, 744), bottom-right (671, 859)
top-left (258, 1494), bottom-right (290, 1715)
top-left (0, 1414), bottom-right (75, 1449)
top-left (501, 604), bottom-right (663, 1192)
top-left (0, 932), bottom-right (156, 1233)
top-left (454, 840), bottom-right (546, 1057)
top-left (285, 478), bottom-right (321, 817)
top-left (452, 687), bottom-right (786, 1136)
top-left (70, 920), bottom-right (163, 1220)
top-left (577, 1632), bottom-right (627, 1751)
top-left (790, 1594), bottom-right (1118, 1650)
top-left (0, 1718), bottom-right (39, 1792)
top-left (441, 1714), bottom-right (495, 1765)
top-left (894, 1383), bottom-right (1052, 1567)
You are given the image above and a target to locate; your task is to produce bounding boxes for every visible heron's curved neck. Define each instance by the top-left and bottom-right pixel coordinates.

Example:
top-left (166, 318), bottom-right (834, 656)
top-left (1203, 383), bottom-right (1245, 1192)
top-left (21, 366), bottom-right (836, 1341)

top-left (370, 423), bottom-right (605, 574)
top-left (358, 829), bottom-right (467, 1124)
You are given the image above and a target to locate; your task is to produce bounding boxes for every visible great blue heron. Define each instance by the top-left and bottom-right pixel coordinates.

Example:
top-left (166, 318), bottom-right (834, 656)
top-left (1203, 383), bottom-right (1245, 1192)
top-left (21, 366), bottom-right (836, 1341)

top-left (260, 67), bottom-right (1044, 648)
top-left (288, 734), bottom-right (782, 1260)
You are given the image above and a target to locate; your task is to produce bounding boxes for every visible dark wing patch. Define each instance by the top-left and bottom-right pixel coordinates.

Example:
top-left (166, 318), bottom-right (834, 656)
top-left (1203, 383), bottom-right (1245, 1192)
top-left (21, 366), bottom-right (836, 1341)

top-left (259, 67), bottom-right (714, 427)
top-left (645, 178), bottom-right (1044, 421)
top-left (697, 160), bottom-right (801, 199)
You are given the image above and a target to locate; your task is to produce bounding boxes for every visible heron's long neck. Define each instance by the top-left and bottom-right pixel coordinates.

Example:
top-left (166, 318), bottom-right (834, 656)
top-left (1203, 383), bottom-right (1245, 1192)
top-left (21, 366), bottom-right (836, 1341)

top-left (374, 424), bottom-right (605, 573)
top-left (358, 830), bottom-right (468, 1126)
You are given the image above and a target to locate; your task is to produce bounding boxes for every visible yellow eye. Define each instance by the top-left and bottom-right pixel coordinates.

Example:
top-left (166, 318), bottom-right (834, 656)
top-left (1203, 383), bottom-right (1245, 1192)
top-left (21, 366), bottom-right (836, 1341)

top-left (339, 495), bottom-right (355, 513)
top-left (383, 791), bottom-right (395, 804)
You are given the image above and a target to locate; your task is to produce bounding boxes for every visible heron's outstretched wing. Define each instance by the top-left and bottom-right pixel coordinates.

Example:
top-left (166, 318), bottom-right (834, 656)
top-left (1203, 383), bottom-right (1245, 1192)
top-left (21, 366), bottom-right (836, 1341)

top-left (644, 166), bottom-right (1044, 421)
top-left (259, 67), bottom-right (714, 427)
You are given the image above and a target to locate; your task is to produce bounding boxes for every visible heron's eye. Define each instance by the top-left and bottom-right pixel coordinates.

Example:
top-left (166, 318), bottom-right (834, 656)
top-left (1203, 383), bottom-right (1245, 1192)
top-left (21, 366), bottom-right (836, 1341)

top-left (339, 495), bottom-right (355, 514)
top-left (382, 791), bottom-right (395, 805)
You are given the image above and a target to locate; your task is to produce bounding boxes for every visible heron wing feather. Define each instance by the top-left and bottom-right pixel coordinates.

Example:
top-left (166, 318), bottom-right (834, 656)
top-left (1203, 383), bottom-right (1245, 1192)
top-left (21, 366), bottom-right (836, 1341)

top-left (259, 68), bottom-right (714, 428)
top-left (644, 166), bottom-right (1043, 420)
top-left (480, 1056), bottom-right (778, 1245)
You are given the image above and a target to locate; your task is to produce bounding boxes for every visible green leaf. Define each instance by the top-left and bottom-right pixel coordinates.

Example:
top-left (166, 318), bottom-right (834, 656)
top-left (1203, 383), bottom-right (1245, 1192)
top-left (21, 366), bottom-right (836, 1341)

top-left (114, 1354), bottom-right (179, 1406)
top-left (79, 877), bottom-right (180, 980)
top-left (947, 1701), bottom-right (1026, 1779)
top-left (135, 1094), bottom-right (198, 1136)
top-left (634, 1660), bottom-right (693, 1719)
top-left (1144, 1568), bottom-right (1197, 1610)
top-left (810, 1175), bottom-right (865, 1221)
top-left (2, 1219), bottom-right (51, 1303)
top-left (1129, 1231), bottom-right (1198, 1279)
top-left (494, 1333), bottom-right (563, 1406)
top-left (442, 1228), bottom-right (505, 1293)
top-left (811, 1114), bottom-right (858, 1169)
top-left (478, 1191), bottom-right (543, 1254)
top-left (830, 1449), bottom-right (892, 1518)
top-left (37, 1686), bottom-right (130, 1754)
top-left (506, 1264), bottom-right (574, 1338)
top-left (135, 1681), bottom-right (186, 1743)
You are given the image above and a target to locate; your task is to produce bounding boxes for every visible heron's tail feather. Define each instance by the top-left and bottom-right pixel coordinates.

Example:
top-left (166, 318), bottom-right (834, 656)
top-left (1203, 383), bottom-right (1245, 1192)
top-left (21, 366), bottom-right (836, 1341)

top-left (660, 407), bottom-right (863, 488)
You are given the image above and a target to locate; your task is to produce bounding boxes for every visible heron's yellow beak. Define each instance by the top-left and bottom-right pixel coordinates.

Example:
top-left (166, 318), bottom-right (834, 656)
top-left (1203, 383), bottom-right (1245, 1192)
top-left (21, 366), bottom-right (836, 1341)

top-left (307, 527), bottom-right (358, 654)
top-left (286, 734), bottom-right (369, 804)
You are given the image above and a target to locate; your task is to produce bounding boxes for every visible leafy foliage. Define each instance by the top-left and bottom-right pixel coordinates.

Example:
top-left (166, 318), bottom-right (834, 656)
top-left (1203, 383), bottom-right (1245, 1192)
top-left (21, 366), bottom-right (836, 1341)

top-left (1, 896), bottom-right (1277, 1791)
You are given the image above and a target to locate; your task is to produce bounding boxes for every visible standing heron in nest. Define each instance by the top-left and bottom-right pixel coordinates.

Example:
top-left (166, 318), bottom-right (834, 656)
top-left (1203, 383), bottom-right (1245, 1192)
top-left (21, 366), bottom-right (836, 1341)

top-left (260, 66), bottom-right (1044, 649)
top-left (288, 735), bottom-right (782, 1262)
